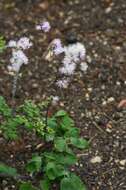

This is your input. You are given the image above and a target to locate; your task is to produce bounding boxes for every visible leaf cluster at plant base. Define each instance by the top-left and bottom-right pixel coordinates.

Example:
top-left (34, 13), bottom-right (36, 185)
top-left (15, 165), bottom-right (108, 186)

top-left (0, 97), bottom-right (88, 190)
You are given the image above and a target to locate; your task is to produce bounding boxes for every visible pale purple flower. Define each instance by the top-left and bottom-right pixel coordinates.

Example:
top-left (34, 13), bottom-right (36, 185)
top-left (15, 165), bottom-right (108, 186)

top-left (52, 39), bottom-right (64, 55)
top-left (62, 56), bottom-right (72, 65)
top-left (8, 37), bottom-right (32, 74)
top-left (56, 79), bottom-right (69, 88)
top-left (36, 21), bottom-right (51, 32)
top-left (64, 42), bottom-right (86, 62)
top-left (17, 37), bottom-right (32, 50)
top-left (79, 49), bottom-right (86, 60)
top-left (59, 62), bottom-right (76, 76)
top-left (11, 50), bottom-right (28, 65)
top-left (8, 40), bottom-right (17, 48)
top-left (8, 37), bottom-right (32, 50)
top-left (8, 50), bottom-right (28, 72)
top-left (8, 62), bottom-right (22, 73)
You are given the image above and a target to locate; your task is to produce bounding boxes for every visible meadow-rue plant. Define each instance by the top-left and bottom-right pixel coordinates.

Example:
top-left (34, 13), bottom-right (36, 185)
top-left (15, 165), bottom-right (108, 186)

top-left (7, 37), bottom-right (32, 101)
top-left (8, 37), bottom-right (32, 73)
top-left (0, 96), bottom-right (89, 190)
top-left (8, 37), bottom-right (32, 50)
top-left (36, 21), bottom-right (87, 89)
top-left (8, 50), bottom-right (28, 72)
top-left (57, 42), bottom-right (87, 88)
top-left (17, 37), bottom-right (33, 50)
top-left (55, 41), bottom-right (86, 88)
top-left (0, 20), bottom-right (89, 189)
top-left (64, 42), bottom-right (86, 63)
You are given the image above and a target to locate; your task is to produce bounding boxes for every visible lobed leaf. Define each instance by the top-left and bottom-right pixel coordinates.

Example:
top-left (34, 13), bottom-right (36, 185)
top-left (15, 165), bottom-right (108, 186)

top-left (19, 182), bottom-right (37, 190)
top-left (40, 178), bottom-right (51, 190)
top-left (26, 155), bottom-right (42, 174)
top-left (70, 138), bottom-right (89, 149)
top-left (0, 163), bottom-right (17, 177)
top-left (60, 173), bottom-right (87, 190)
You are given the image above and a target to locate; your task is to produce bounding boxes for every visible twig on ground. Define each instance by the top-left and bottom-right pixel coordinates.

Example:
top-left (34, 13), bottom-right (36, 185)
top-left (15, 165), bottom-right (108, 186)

top-left (93, 121), bottom-right (106, 134)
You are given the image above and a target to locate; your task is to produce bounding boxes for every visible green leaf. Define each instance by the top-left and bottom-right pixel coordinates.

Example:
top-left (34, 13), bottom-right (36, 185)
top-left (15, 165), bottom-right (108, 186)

top-left (60, 116), bottom-right (74, 130)
top-left (19, 100), bottom-right (41, 118)
top-left (26, 155), bottom-right (42, 173)
top-left (0, 36), bottom-right (6, 53)
top-left (54, 137), bottom-right (67, 152)
top-left (55, 110), bottom-right (67, 117)
top-left (70, 138), bottom-right (89, 149)
top-left (46, 162), bottom-right (65, 180)
top-left (65, 128), bottom-right (80, 138)
top-left (0, 96), bottom-right (12, 117)
top-left (47, 118), bottom-right (57, 129)
top-left (40, 178), bottom-right (51, 190)
top-left (60, 174), bottom-right (87, 190)
top-left (44, 152), bottom-right (76, 166)
top-left (0, 163), bottom-right (17, 177)
top-left (1, 116), bottom-right (24, 140)
top-left (19, 182), bottom-right (37, 190)
top-left (44, 152), bottom-right (56, 162)
top-left (57, 153), bottom-right (77, 166)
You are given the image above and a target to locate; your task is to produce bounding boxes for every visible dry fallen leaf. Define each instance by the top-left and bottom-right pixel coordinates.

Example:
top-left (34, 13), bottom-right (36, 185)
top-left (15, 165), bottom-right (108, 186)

top-left (117, 99), bottom-right (126, 108)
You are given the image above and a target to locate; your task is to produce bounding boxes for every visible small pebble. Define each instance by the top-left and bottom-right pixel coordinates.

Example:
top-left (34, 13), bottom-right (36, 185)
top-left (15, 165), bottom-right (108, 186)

top-left (120, 159), bottom-right (126, 166)
top-left (105, 7), bottom-right (112, 14)
top-left (106, 128), bottom-right (112, 133)
top-left (86, 55), bottom-right (92, 63)
top-left (88, 87), bottom-right (92, 92)
top-left (116, 81), bottom-right (121, 86)
top-left (85, 93), bottom-right (90, 101)
top-left (102, 101), bottom-right (107, 106)
top-left (79, 163), bottom-right (83, 167)
top-left (90, 156), bottom-right (102, 164)
top-left (107, 97), bottom-right (115, 103)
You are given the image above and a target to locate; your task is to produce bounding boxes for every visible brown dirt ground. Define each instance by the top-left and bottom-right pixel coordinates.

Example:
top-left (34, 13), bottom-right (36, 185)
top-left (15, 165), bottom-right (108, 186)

top-left (0, 0), bottom-right (126, 189)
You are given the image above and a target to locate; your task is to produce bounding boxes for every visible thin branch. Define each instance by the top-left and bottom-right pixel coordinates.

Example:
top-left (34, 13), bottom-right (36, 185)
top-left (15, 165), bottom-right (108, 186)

top-left (93, 121), bottom-right (106, 135)
top-left (44, 102), bottom-right (51, 141)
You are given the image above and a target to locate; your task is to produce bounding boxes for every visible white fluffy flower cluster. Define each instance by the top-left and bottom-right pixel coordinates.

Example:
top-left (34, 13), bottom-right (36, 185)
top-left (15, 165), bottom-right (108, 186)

top-left (59, 62), bottom-right (76, 76)
top-left (60, 42), bottom-right (86, 75)
top-left (64, 42), bottom-right (86, 63)
top-left (57, 42), bottom-right (87, 88)
top-left (8, 37), bottom-right (32, 73)
top-left (52, 39), bottom-right (64, 55)
top-left (8, 37), bottom-right (32, 50)
top-left (8, 50), bottom-right (28, 72)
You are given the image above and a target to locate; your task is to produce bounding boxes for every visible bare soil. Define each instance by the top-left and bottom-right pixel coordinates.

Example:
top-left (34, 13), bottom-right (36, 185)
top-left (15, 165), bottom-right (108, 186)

top-left (0, 0), bottom-right (126, 189)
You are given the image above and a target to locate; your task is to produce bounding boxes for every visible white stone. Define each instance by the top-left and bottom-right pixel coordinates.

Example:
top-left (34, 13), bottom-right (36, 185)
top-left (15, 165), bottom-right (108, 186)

top-left (120, 159), bottom-right (126, 166)
top-left (105, 7), bottom-right (112, 14)
top-left (90, 156), bottom-right (102, 164)
top-left (106, 128), bottom-right (112, 133)
top-left (107, 97), bottom-right (115, 103)
top-left (116, 81), bottom-right (121, 86)
top-left (102, 101), bottom-right (107, 106)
